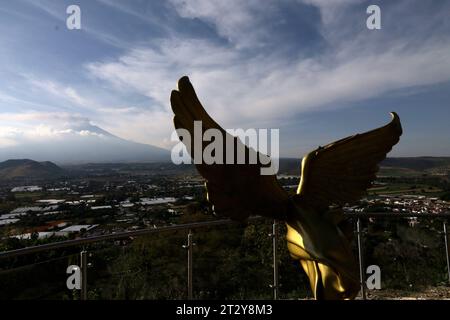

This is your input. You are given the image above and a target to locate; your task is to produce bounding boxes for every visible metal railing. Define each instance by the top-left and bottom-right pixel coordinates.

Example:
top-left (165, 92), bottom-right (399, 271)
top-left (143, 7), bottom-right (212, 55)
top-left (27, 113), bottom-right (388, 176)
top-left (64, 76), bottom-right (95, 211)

top-left (0, 212), bottom-right (449, 300)
top-left (351, 212), bottom-right (450, 299)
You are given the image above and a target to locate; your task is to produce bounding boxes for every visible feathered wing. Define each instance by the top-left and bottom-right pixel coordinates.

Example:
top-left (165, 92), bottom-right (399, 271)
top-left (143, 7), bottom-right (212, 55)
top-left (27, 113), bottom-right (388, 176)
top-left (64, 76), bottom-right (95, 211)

top-left (171, 76), bottom-right (289, 221)
top-left (286, 112), bottom-right (402, 299)
top-left (295, 112), bottom-right (403, 212)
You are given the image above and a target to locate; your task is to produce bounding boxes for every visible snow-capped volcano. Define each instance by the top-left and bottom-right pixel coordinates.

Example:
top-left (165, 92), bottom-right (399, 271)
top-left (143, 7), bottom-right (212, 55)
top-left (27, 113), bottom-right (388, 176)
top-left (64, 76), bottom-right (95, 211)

top-left (0, 118), bottom-right (170, 164)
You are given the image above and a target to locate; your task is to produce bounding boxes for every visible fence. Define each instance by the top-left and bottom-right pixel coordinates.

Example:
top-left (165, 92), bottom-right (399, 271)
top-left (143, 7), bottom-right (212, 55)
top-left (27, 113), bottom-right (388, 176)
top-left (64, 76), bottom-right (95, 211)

top-left (0, 213), bottom-right (449, 300)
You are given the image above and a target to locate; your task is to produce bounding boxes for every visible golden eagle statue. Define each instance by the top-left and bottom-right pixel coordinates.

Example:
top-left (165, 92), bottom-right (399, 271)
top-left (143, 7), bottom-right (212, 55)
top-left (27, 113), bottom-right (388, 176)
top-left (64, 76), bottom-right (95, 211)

top-left (170, 76), bottom-right (402, 300)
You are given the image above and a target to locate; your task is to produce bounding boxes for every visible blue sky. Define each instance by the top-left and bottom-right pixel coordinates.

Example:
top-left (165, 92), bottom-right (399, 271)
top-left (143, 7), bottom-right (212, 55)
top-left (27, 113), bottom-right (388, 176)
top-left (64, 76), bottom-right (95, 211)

top-left (0, 0), bottom-right (450, 158)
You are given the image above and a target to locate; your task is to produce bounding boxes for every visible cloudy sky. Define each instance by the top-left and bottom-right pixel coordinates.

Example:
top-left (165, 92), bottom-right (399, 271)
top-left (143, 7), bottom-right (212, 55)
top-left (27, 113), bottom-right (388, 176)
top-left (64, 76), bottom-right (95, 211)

top-left (0, 0), bottom-right (450, 158)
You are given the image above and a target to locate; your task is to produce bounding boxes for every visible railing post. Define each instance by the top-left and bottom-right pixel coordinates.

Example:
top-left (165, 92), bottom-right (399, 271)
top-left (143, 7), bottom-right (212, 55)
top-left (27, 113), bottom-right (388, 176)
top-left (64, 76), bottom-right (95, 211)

top-left (183, 229), bottom-right (194, 300)
top-left (356, 218), bottom-right (366, 300)
top-left (80, 250), bottom-right (87, 300)
top-left (269, 220), bottom-right (279, 300)
top-left (443, 221), bottom-right (450, 285)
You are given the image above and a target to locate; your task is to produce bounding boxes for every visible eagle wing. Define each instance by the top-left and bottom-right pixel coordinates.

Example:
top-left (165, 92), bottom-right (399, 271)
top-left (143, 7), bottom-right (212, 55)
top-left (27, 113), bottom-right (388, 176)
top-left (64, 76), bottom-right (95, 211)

top-left (171, 76), bottom-right (289, 221)
top-left (296, 112), bottom-right (402, 212)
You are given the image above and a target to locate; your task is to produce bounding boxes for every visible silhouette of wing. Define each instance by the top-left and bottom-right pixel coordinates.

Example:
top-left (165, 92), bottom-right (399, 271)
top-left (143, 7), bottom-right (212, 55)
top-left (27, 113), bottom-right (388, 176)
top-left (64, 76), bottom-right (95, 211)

top-left (171, 76), bottom-right (289, 221)
top-left (296, 112), bottom-right (402, 212)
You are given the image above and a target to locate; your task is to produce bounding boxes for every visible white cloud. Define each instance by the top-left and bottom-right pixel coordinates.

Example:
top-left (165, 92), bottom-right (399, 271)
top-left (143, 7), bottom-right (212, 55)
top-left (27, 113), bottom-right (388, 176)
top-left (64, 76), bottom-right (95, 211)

top-left (98, 109), bottom-right (174, 149)
top-left (300, 0), bottom-right (365, 25)
top-left (0, 127), bottom-right (20, 147)
top-left (0, 112), bottom-right (108, 147)
top-left (0, 109), bottom-right (174, 151)
top-left (86, 35), bottom-right (450, 132)
top-left (169, 0), bottom-right (279, 47)
top-left (0, 112), bottom-right (89, 127)
top-left (4, 0), bottom-right (450, 156)
top-left (27, 77), bottom-right (94, 109)
top-left (27, 0), bottom-right (129, 49)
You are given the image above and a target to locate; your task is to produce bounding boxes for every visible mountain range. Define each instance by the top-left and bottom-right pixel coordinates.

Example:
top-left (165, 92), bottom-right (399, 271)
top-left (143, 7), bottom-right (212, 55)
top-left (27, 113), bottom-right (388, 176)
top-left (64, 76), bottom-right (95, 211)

top-left (277, 157), bottom-right (450, 176)
top-left (1, 120), bottom-right (449, 178)
top-left (1, 157), bottom-right (449, 181)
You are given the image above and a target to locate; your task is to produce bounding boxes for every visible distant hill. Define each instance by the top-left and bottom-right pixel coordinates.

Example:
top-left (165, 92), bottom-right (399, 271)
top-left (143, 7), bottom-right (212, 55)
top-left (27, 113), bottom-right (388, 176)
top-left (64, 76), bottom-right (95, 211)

top-left (381, 157), bottom-right (450, 171)
top-left (277, 157), bottom-right (450, 176)
top-left (278, 158), bottom-right (301, 175)
top-left (1, 157), bottom-right (448, 180)
top-left (0, 159), bottom-right (65, 180)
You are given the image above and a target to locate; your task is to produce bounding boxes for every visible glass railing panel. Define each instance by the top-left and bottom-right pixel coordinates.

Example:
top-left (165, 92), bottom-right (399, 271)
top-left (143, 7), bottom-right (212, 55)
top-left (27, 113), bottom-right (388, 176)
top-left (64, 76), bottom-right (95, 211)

top-left (352, 215), bottom-right (450, 299)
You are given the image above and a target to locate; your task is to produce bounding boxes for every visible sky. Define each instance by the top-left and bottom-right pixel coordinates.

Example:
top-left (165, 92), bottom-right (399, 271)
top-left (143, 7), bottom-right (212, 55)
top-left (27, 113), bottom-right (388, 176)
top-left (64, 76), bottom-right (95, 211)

top-left (0, 0), bottom-right (450, 158)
